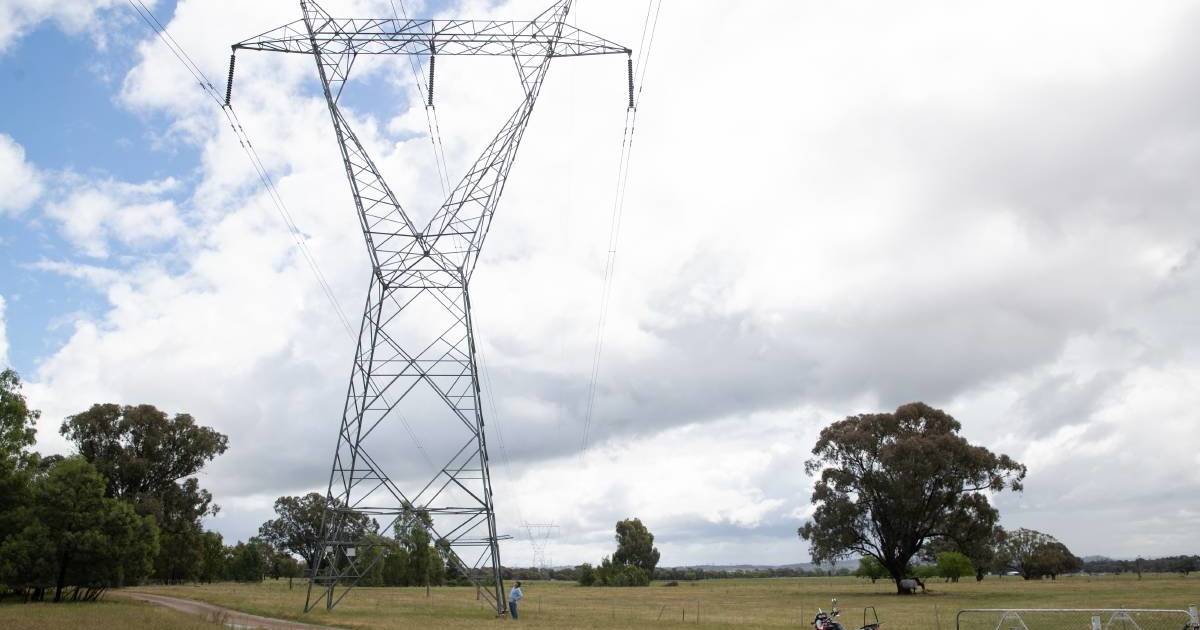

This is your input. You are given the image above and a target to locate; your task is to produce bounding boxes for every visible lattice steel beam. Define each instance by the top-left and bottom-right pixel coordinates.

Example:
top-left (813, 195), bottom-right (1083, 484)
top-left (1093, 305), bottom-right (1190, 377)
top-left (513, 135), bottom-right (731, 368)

top-left (234, 18), bottom-right (629, 58)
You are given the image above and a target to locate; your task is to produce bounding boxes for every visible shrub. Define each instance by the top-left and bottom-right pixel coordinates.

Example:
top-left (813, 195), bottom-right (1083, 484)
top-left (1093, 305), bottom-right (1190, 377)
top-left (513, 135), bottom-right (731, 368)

top-left (577, 563), bottom-right (596, 586)
top-left (611, 564), bottom-right (649, 587)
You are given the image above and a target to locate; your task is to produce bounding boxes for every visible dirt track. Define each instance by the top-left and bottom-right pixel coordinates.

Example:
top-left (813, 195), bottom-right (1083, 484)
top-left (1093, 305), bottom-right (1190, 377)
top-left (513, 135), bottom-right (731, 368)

top-left (112, 591), bottom-right (337, 630)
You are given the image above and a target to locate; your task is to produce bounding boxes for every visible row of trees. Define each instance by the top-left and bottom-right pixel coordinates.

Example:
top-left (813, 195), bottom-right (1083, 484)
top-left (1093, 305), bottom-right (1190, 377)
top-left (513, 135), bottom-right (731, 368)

top-left (0, 456), bottom-right (159, 601)
top-left (855, 527), bottom-right (1083, 584)
top-left (0, 368), bottom-right (308, 601)
top-left (256, 492), bottom-right (466, 588)
top-left (0, 361), bottom-right (492, 597)
top-left (0, 371), bottom-right (174, 601)
top-left (1082, 555), bottom-right (1200, 577)
top-left (651, 565), bottom-right (851, 581)
top-left (1000, 528), bottom-right (1083, 580)
top-left (196, 534), bottom-right (306, 584)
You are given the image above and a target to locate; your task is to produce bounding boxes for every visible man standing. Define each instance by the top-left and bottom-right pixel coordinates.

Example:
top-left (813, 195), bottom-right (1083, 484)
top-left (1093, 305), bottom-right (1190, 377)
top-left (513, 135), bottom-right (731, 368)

top-left (508, 581), bottom-right (524, 620)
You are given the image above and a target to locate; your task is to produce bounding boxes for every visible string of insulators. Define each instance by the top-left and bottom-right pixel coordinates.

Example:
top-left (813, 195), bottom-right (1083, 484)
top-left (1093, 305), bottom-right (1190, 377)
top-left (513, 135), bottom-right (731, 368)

top-left (427, 52), bottom-right (436, 107)
top-left (628, 54), bottom-right (638, 109)
top-left (224, 53), bottom-right (236, 107)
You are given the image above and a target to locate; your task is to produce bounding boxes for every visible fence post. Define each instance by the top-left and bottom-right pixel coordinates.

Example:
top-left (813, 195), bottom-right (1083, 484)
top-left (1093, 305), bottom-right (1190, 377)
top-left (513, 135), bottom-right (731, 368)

top-left (1188, 605), bottom-right (1198, 628)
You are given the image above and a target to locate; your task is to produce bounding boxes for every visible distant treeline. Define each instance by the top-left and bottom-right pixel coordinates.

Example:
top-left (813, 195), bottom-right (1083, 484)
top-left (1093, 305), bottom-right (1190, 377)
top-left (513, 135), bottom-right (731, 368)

top-left (651, 566), bottom-right (846, 580)
top-left (504, 555), bottom-right (1200, 583)
top-left (500, 565), bottom-right (847, 582)
top-left (1082, 555), bottom-right (1199, 575)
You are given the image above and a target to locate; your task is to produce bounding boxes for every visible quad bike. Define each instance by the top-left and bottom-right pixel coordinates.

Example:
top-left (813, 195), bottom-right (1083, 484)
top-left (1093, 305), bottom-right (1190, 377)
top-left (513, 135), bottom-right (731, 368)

top-left (811, 599), bottom-right (882, 630)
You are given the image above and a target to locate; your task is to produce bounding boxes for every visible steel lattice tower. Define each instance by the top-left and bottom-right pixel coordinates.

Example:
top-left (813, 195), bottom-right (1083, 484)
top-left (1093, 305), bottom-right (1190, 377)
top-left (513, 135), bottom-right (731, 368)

top-left (232, 0), bottom-right (629, 616)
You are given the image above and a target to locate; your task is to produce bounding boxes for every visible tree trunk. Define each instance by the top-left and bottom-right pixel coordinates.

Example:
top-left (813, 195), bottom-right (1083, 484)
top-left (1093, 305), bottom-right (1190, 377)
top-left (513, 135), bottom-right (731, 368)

top-left (54, 552), bottom-right (70, 603)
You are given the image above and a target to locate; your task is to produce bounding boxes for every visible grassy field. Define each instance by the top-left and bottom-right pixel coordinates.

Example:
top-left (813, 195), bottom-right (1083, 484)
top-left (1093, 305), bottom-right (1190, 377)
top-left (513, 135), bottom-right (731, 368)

top-left (0, 597), bottom-right (218, 630)
top-left (108, 573), bottom-right (1200, 630)
top-left (0, 575), bottom-right (1194, 629)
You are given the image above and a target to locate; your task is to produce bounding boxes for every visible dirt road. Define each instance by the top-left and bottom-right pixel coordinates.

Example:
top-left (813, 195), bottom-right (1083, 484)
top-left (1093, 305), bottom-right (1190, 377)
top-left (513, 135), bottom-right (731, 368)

top-left (112, 591), bottom-right (337, 630)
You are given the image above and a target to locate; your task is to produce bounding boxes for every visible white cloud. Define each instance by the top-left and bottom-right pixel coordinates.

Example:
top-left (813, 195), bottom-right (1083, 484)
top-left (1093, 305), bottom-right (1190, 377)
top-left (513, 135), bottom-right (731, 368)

top-left (496, 407), bottom-right (823, 566)
top-left (0, 0), bottom-right (126, 54)
top-left (0, 133), bottom-right (42, 216)
top-left (0, 295), bottom-right (10, 368)
top-left (43, 177), bottom-right (184, 258)
top-left (16, 0), bottom-right (1200, 564)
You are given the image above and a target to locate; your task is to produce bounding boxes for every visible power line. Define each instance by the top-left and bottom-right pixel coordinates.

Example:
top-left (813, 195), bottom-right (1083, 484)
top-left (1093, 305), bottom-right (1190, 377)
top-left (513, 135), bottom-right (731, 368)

top-left (474, 332), bottom-right (527, 532)
top-left (579, 0), bottom-right (663, 457)
top-left (121, 0), bottom-right (443, 472)
top-left (125, 0), bottom-right (222, 106)
top-left (125, 0), bottom-right (354, 339)
top-left (387, 0), bottom-right (453, 196)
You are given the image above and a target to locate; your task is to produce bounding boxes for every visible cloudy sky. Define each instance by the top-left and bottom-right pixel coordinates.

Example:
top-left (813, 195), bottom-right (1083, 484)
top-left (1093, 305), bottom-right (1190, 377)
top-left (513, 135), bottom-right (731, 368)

top-left (2, 0), bottom-right (1199, 568)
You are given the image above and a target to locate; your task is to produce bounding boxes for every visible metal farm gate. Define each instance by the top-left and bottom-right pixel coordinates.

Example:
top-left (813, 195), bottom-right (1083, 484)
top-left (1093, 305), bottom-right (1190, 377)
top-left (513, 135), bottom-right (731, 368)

top-left (956, 608), bottom-right (1200, 630)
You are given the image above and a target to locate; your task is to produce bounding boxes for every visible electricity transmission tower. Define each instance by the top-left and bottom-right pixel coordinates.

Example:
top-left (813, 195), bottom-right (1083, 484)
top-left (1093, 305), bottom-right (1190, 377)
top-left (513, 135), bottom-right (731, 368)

top-left (522, 522), bottom-right (560, 576)
top-left (231, 0), bottom-right (629, 616)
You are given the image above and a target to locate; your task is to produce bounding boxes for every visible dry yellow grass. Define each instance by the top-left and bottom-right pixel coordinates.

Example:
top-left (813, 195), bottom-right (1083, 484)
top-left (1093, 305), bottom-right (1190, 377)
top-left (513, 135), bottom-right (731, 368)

top-left (126, 573), bottom-right (1199, 630)
top-left (0, 598), bottom-right (218, 630)
top-left (1, 574), bottom-right (1195, 629)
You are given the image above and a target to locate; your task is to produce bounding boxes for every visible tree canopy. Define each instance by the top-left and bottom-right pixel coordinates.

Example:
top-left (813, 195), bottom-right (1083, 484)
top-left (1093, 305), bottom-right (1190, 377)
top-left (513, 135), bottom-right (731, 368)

top-left (855, 556), bottom-right (887, 582)
top-left (0, 457), bottom-right (159, 601)
top-left (999, 528), bottom-right (1081, 579)
top-left (924, 522), bottom-right (1007, 581)
top-left (798, 402), bottom-right (1025, 594)
top-left (60, 403), bottom-right (228, 583)
top-left (0, 369), bottom-right (41, 544)
top-left (60, 403), bottom-right (228, 501)
top-left (577, 518), bottom-right (660, 587)
top-left (258, 492), bottom-right (375, 571)
top-left (613, 518), bottom-right (660, 578)
top-left (227, 538), bottom-right (270, 582)
top-left (0, 369), bottom-right (39, 465)
top-left (935, 551), bottom-right (975, 582)
top-left (0, 372), bottom-right (265, 599)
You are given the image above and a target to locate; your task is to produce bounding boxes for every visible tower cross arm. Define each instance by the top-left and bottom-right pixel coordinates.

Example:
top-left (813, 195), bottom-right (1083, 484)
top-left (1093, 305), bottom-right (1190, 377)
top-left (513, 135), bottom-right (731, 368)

top-left (233, 18), bottom-right (630, 58)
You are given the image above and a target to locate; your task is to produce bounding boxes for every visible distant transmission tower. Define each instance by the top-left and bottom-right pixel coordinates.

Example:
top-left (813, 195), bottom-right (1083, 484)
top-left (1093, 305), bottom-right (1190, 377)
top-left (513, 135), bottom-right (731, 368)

top-left (231, 0), bottom-right (630, 617)
top-left (522, 522), bottom-right (560, 576)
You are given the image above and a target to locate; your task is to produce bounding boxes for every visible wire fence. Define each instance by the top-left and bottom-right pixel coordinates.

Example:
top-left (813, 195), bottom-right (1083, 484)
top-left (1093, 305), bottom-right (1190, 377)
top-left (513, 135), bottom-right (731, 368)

top-left (956, 608), bottom-right (1200, 630)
